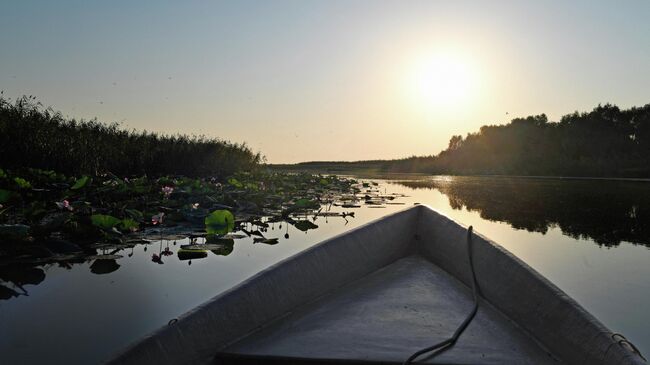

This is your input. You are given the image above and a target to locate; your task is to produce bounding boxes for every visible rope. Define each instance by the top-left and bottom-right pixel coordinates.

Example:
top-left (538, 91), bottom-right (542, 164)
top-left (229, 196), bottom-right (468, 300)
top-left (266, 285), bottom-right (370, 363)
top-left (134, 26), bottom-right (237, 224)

top-left (403, 226), bottom-right (480, 365)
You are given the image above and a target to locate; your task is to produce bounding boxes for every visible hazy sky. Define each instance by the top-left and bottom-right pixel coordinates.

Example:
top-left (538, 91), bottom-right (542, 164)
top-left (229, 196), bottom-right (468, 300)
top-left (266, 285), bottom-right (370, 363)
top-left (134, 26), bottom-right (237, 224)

top-left (1, 1), bottom-right (649, 163)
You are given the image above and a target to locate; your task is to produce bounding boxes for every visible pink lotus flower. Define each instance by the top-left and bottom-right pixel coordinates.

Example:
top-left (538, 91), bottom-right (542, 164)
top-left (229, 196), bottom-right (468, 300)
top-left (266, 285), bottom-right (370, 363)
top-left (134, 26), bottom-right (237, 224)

top-left (161, 186), bottom-right (174, 198)
top-left (56, 200), bottom-right (73, 211)
top-left (151, 212), bottom-right (164, 225)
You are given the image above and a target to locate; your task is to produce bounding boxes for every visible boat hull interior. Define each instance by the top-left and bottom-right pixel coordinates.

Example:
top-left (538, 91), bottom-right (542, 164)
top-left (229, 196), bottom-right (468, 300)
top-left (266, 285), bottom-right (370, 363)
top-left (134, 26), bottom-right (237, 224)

top-left (108, 205), bottom-right (645, 365)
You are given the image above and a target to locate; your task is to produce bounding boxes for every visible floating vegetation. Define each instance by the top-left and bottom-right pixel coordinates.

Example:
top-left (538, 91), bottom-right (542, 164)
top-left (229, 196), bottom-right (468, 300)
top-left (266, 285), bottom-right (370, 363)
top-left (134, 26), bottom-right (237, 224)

top-left (0, 173), bottom-right (402, 298)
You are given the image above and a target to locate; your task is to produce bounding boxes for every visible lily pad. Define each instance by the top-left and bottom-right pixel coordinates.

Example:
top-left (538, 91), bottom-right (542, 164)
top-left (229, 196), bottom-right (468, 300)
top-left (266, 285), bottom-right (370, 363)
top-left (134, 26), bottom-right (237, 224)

top-left (227, 178), bottom-right (243, 188)
top-left (124, 209), bottom-right (143, 221)
top-left (211, 244), bottom-right (234, 256)
top-left (253, 237), bottom-right (279, 245)
top-left (71, 175), bottom-right (91, 190)
top-left (294, 198), bottom-right (319, 209)
top-left (91, 214), bottom-right (122, 230)
top-left (90, 259), bottom-right (120, 275)
top-left (37, 212), bottom-right (71, 232)
top-left (119, 218), bottom-right (139, 232)
top-left (292, 220), bottom-right (318, 232)
top-left (341, 204), bottom-right (361, 208)
top-left (177, 249), bottom-right (208, 261)
top-left (205, 209), bottom-right (235, 235)
top-left (14, 177), bottom-right (32, 189)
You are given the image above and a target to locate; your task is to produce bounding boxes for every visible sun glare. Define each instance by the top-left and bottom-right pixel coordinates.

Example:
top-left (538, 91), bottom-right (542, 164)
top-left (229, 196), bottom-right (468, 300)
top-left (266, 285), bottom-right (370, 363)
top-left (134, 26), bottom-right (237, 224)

top-left (407, 53), bottom-right (477, 110)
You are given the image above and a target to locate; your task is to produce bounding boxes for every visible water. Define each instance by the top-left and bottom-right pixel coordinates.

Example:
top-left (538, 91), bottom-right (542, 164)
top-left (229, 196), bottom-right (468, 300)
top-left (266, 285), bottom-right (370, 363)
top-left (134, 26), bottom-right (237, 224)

top-left (1, 175), bottom-right (649, 364)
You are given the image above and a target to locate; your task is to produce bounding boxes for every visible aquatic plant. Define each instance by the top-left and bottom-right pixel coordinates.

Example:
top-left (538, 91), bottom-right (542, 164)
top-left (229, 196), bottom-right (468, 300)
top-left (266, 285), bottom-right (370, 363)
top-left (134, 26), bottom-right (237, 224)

top-left (0, 168), bottom-right (365, 266)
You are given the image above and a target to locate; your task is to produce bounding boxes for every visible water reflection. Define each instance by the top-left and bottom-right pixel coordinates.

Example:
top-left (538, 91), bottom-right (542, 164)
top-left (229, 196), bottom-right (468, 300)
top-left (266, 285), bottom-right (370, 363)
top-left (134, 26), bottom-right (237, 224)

top-left (0, 264), bottom-right (45, 299)
top-left (395, 177), bottom-right (650, 247)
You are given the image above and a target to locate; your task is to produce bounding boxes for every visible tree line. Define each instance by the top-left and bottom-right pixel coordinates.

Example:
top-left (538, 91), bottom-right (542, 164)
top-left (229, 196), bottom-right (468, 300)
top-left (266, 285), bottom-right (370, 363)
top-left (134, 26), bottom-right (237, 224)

top-left (428, 103), bottom-right (650, 176)
top-left (289, 103), bottom-right (650, 178)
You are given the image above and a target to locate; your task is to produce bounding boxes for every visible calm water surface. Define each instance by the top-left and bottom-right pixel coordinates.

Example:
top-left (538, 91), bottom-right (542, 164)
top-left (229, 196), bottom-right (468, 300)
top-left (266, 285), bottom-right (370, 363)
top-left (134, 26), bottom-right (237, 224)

top-left (1, 175), bottom-right (649, 364)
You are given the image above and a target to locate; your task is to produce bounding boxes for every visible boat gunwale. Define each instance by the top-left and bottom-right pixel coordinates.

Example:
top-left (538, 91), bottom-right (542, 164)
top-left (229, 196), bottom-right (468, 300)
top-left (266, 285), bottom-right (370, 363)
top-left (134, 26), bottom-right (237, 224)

top-left (415, 206), bottom-right (646, 365)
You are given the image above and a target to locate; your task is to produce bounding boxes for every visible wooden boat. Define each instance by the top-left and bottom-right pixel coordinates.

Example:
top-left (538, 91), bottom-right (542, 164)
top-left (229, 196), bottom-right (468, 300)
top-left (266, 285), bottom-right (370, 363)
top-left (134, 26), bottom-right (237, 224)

top-left (108, 205), bottom-right (646, 365)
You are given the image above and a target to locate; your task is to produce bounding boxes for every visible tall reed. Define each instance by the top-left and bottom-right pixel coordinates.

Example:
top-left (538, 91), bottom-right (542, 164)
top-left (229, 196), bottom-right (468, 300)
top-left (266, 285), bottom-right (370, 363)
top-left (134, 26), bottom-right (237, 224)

top-left (0, 95), bottom-right (262, 177)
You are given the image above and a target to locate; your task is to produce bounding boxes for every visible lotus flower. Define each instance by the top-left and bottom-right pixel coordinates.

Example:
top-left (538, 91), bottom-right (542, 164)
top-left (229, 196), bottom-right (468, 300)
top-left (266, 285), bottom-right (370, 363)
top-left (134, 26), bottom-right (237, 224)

top-left (152, 212), bottom-right (164, 225)
top-left (162, 186), bottom-right (174, 198)
top-left (56, 200), bottom-right (73, 211)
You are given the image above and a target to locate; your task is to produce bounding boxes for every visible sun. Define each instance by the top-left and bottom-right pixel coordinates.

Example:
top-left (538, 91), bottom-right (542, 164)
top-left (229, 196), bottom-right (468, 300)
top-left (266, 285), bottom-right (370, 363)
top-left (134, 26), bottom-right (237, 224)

top-left (407, 53), bottom-right (477, 110)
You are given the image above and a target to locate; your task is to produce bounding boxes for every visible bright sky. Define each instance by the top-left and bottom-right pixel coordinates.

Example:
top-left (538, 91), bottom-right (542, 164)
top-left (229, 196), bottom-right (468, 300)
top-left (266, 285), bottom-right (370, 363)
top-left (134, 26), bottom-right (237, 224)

top-left (1, 1), bottom-right (649, 163)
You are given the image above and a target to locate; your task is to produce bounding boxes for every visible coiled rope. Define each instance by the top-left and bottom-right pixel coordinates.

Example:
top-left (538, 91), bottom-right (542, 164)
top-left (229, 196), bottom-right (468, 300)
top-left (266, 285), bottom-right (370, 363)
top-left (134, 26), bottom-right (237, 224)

top-left (403, 226), bottom-right (479, 365)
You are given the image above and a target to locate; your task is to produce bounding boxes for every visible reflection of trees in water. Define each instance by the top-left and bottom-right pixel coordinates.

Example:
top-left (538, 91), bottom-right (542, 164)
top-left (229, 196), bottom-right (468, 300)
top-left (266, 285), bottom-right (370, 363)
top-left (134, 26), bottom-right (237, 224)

top-left (396, 178), bottom-right (650, 247)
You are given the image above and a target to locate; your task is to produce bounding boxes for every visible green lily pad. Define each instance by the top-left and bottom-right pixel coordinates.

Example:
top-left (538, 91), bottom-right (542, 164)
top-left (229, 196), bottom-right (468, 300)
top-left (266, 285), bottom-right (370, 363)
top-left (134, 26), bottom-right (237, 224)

top-left (14, 177), bottom-right (31, 189)
top-left (205, 209), bottom-right (235, 235)
top-left (294, 198), bottom-right (319, 209)
top-left (124, 209), bottom-right (143, 221)
top-left (227, 178), bottom-right (243, 188)
top-left (71, 175), bottom-right (91, 190)
top-left (293, 220), bottom-right (318, 232)
top-left (91, 214), bottom-right (122, 230)
top-left (119, 218), bottom-right (139, 232)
